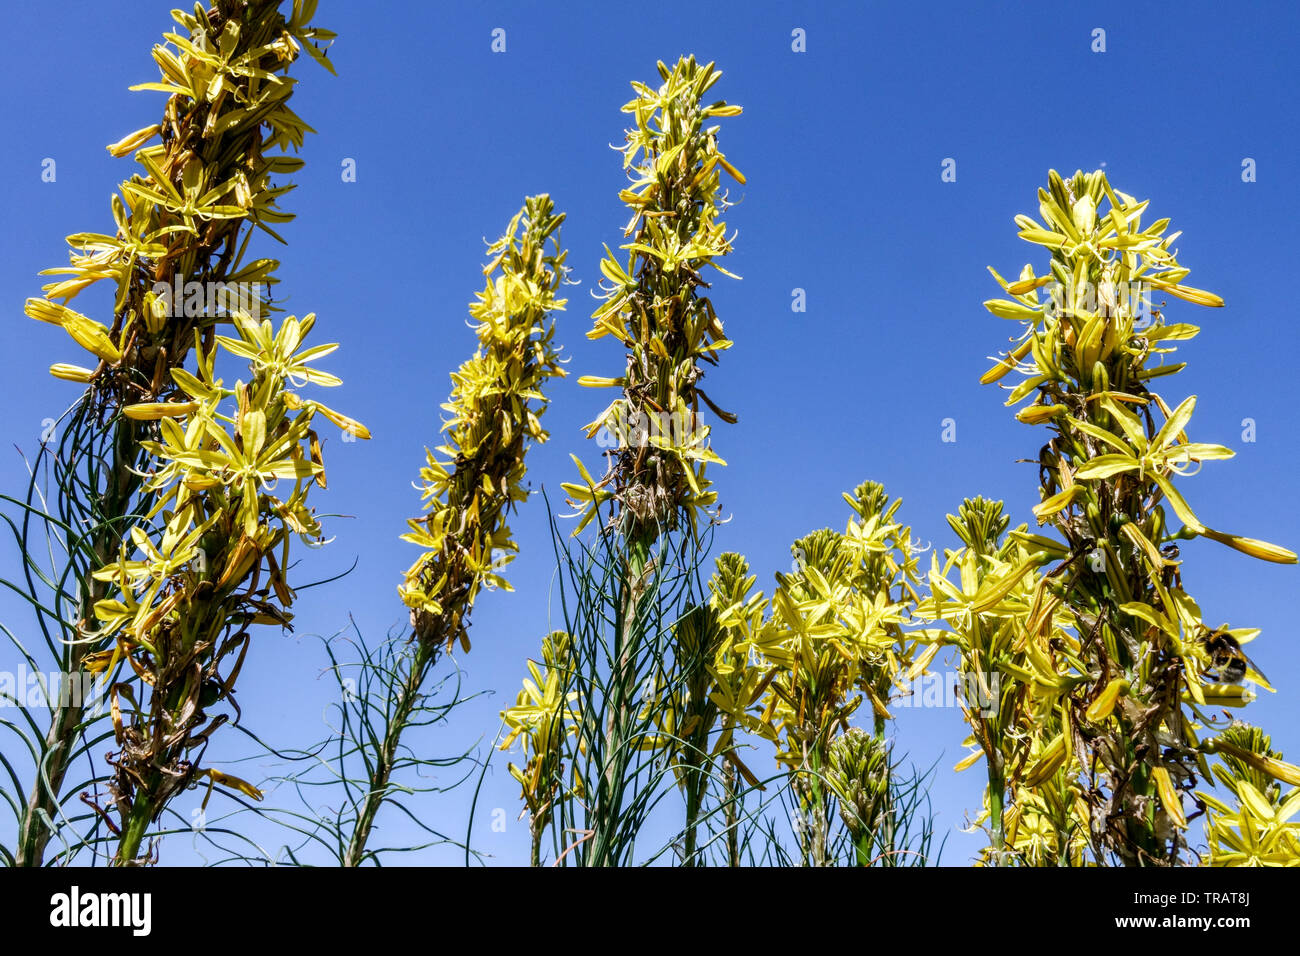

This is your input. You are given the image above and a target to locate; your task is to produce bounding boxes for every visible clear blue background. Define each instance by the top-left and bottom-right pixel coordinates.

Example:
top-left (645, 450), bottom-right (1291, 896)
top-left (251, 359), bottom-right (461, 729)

top-left (2, 0), bottom-right (1297, 865)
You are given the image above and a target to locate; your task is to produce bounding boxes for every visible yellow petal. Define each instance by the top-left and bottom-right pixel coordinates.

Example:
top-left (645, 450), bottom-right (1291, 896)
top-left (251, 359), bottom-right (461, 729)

top-left (312, 402), bottom-right (371, 439)
top-left (1022, 733), bottom-right (1067, 787)
top-left (49, 363), bottom-right (95, 383)
top-left (1148, 281), bottom-right (1224, 308)
top-left (1152, 766), bottom-right (1187, 828)
top-left (203, 768), bottom-right (264, 802)
top-left (1085, 678), bottom-right (1128, 722)
top-left (576, 375), bottom-right (624, 388)
top-left (123, 401), bottom-right (198, 420)
top-left (105, 124), bottom-right (161, 157)
top-left (1016, 404), bottom-right (1064, 425)
top-left (1198, 527), bottom-right (1297, 565)
top-left (954, 750), bottom-right (984, 772)
top-left (1207, 740), bottom-right (1300, 787)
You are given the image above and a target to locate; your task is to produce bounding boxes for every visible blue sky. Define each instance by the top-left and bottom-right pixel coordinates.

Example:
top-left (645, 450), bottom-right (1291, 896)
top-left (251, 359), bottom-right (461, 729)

top-left (2, 0), bottom-right (1298, 865)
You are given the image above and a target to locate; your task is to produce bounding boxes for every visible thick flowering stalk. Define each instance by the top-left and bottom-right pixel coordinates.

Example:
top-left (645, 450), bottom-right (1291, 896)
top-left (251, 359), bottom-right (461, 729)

top-left (593, 551), bottom-right (766, 866)
top-left (337, 197), bottom-right (566, 867)
top-left (96, 311), bottom-right (364, 864)
top-left (12, 0), bottom-right (332, 866)
top-left (537, 56), bottom-right (743, 868)
top-left (983, 169), bottom-right (1298, 865)
top-left (565, 54), bottom-right (743, 541)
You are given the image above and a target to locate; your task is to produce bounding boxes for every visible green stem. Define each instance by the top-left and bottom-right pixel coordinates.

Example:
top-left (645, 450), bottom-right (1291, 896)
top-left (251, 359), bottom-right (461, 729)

top-left (18, 415), bottom-right (141, 866)
top-left (988, 767), bottom-right (1006, 866)
top-left (529, 821), bottom-right (543, 867)
top-left (17, 658), bottom-right (89, 865)
top-left (590, 531), bottom-right (652, 867)
top-left (342, 640), bottom-right (436, 867)
top-left (801, 744), bottom-right (831, 867)
top-left (682, 755), bottom-right (704, 866)
top-left (723, 757), bottom-right (740, 867)
top-left (113, 779), bottom-right (160, 866)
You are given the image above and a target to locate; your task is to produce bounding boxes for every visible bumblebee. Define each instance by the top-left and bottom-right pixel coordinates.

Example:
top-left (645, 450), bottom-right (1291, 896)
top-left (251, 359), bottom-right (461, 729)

top-left (1199, 627), bottom-right (1268, 686)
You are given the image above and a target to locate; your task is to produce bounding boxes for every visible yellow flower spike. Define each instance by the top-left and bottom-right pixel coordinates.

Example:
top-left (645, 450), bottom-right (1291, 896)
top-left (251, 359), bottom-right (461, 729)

top-left (1201, 726), bottom-right (1300, 865)
top-left (401, 196), bottom-right (568, 649)
top-left (711, 483), bottom-right (922, 812)
top-left (578, 57), bottom-right (743, 540)
top-left (21, 0), bottom-right (345, 868)
top-left (981, 170), bottom-right (1296, 864)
